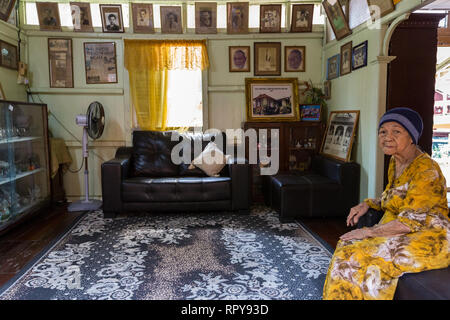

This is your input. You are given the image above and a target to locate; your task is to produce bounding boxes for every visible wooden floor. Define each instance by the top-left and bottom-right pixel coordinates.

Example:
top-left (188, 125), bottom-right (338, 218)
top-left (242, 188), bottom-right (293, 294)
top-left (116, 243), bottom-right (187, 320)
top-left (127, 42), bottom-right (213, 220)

top-left (0, 204), bottom-right (351, 289)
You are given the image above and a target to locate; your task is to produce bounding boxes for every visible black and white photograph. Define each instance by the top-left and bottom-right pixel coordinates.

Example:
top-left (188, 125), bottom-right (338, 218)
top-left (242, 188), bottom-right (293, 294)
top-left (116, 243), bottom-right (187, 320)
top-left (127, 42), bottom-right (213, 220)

top-left (259, 4), bottom-right (281, 33)
top-left (352, 40), bottom-right (368, 70)
top-left (340, 41), bottom-right (352, 76)
top-left (100, 4), bottom-right (124, 33)
top-left (36, 2), bottom-right (61, 31)
top-left (0, 0), bottom-right (15, 22)
top-left (195, 2), bottom-right (217, 34)
top-left (229, 46), bottom-right (250, 72)
top-left (321, 110), bottom-right (360, 162)
top-left (132, 3), bottom-right (154, 34)
top-left (160, 6), bottom-right (182, 34)
top-left (290, 4), bottom-right (314, 33)
top-left (327, 54), bottom-right (340, 80)
top-left (70, 2), bottom-right (93, 32)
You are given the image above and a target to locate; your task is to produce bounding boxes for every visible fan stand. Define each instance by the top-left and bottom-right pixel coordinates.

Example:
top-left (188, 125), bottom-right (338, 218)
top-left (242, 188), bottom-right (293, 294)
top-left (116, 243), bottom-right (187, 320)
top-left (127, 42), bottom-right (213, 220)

top-left (68, 126), bottom-right (102, 212)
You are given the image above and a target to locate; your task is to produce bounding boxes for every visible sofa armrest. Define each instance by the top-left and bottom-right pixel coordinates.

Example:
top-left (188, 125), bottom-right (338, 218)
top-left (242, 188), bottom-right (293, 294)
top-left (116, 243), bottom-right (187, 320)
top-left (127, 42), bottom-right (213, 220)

top-left (356, 209), bottom-right (384, 228)
top-left (101, 147), bottom-right (132, 214)
top-left (227, 157), bottom-right (251, 211)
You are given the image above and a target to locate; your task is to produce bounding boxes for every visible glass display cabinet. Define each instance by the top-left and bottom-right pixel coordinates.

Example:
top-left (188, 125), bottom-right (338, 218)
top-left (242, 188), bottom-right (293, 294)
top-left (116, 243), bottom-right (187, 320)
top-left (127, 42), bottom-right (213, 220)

top-left (0, 100), bottom-right (51, 233)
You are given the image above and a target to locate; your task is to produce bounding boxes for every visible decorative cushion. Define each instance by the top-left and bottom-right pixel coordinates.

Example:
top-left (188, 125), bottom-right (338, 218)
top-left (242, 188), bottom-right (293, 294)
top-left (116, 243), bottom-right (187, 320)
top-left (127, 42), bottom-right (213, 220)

top-left (189, 142), bottom-right (231, 177)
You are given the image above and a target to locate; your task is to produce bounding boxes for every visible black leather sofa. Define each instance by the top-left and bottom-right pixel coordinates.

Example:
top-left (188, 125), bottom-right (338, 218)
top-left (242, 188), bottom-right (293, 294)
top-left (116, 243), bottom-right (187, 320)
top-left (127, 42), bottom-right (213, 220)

top-left (101, 130), bottom-right (251, 218)
top-left (263, 155), bottom-right (360, 221)
top-left (358, 209), bottom-right (450, 300)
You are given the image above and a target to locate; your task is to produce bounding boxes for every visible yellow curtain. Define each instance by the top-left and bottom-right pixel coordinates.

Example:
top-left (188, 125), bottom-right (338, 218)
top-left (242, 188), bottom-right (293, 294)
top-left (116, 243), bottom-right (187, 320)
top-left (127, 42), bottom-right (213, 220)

top-left (124, 40), bottom-right (210, 131)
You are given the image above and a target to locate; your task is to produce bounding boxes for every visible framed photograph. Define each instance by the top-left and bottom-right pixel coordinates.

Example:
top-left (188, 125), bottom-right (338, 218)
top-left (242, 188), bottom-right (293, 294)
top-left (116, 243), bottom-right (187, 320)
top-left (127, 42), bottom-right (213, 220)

top-left (132, 3), bottom-right (154, 34)
top-left (160, 6), bottom-right (182, 34)
top-left (245, 77), bottom-right (299, 122)
top-left (0, 0), bottom-right (15, 22)
top-left (321, 110), bottom-right (359, 162)
top-left (291, 4), bottom-right (314, 32)
top-left (338, 0), bottom-right (350, 21)
top-left (227, 2), bottom-right (249, 34)
top-left (260, 4), bottom-right (281, 33)
top-left (254, 42), bottom-right (281, 76)
top-left (0, 82), bottom-right (5, 100)
top-left (323, 80), bottom-right (331, 100)
top-left (195, 2), bottom-right (217, 34)
top-left (285, 46), bottom-right (305, 72)
top-left (100, 4), bottom-right (124, 33)
top-left (229, 46), bottom-right (250, 72)
top-left (340, 41), bottom-right (352, 76)
top-left (0, 40), bottom-right (17, 70)
top-left (36, 2), bottom-right (61, 31)
top-left (84, 42), bottom-right (117, 84)
top-left (352, 40), bottom-right (368, 70)
top-left (367, 0), bottom-right (395, 20)
top-left (48, 38), bottom-right (73, 88)
top-left (300, 104), bottom-right (322, 122)
top-left (322, 0), bottom-right (352, 40)
top-left (70, 2), bottom-right (93, 32)
top-left (327, 54), bottom-right (340, 80)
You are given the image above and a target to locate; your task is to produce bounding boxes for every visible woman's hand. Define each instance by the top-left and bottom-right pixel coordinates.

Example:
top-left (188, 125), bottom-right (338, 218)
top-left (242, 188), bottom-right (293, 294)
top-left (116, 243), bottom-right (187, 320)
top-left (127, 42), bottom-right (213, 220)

top-left (339, 228), bottom-right (373, 241)
top-left (346, 202), bottom-right (370, 227)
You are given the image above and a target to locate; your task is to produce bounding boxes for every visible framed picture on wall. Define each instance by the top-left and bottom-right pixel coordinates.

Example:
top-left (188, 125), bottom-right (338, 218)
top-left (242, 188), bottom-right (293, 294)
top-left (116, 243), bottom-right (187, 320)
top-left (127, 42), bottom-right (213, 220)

top-left (285, 46), bottom-right (305, 72)
top-left (290, 4), bottom-right (314, 33)
top-left (320, 110), bottom-right (360, 162)
top-left (100, 4), bottom-right (124, 33)
top-left (36, 2), bottom-right (61, 31)
top-left (48, 38), bottom-right (73, 88)
top-left (0, 0), bottom-right (16, 22)
top-left (195, 2), bottom-right (217, 34)
top-left (367, 0), bottom-right (395, 20)
top-left (300, 104), bottom-right (322, 122)
top-left (338, 0), bottom-right (350, 22)
top-left (227, 2), bottom-right (249, 34)
top-left (132, 3), bottom-right (154, 34)
top-left (84, 42), bottom-right (117, 84)
top-left (0, 40), bottom-right (18, 70)
top-left (70, 2), bottom-right (94, 32)
top-left (245, 77), bottom-right (300, 122)
top-left (322, 0), bottom-right (352, 40)
top-left (160, 6), bottom-right (182, 34)
top-left (352, 40), bottom-right (368, 70)
top-left (260, 4), bottom-right (281, 33)
top-left (229, 46), bottom-right (250, 72)
top-left (327, 54), bottom-right (340, 80)
top-left (340, 41), bottom-right (352, 76)
top-left (323, 80), bottom-right (331, 100)
top-left (254, 42), bottom-right (281, 76)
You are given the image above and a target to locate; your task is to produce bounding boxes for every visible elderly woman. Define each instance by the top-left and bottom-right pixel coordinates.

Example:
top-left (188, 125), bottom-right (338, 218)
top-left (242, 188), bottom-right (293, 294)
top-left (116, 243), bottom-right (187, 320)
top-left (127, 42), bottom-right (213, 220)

top-left (323, 107), bottom-right (450, 300)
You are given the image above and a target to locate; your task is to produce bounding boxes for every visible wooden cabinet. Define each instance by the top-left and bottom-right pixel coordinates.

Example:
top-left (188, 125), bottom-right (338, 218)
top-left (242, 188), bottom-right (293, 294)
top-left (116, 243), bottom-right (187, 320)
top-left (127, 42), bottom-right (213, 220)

top-left (243, 121), bottom-right (326, 202)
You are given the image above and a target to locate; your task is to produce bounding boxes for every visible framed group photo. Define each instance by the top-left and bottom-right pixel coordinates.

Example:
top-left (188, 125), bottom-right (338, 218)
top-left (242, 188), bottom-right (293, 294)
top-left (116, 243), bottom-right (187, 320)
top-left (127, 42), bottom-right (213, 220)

top-left (0, 0), bottom-right (15, 22)
top-left (195, 2), bottom-right (217, 34)
top-left (227, 2), bottom-right (249, 34)
top-left (70, 2), bottom-right (93, 32)
top-left (260, 4), bottom-right (281, 33)
top-left (0, 40), bottom-right (17, 70)
top-left (352, 40), bottom-right (368, 70)
top-left (229, 46), bottom-right (250, 72)
top-left (245, 77), bottom-right (299, 122)
top-left (36, 2), bottom-right (61, 31)
top-left (327, 54), bottom-right (340, 80)
top-left (48, 38), bottom-right (73, 88)
top-left (160, 6), bottom-right (182, 34)
top-left (321, 110), bottom-right (360, 162)
top-left (290, 4), bottom-right (314, 33)
top-left (322, 0), bottom-right (352, 40)
top-left (254, 42), bottom-right (281, 76)
top-left (100, 4), bottom-right (124, 33)
top-left (340, 41), bottom-right (352, 76)
top-left (285, 46), bottom-right (305, 72)
top-left (84, 42), bottom-right (117, 84)
top-left (132, 3), bottom-right (154, 34)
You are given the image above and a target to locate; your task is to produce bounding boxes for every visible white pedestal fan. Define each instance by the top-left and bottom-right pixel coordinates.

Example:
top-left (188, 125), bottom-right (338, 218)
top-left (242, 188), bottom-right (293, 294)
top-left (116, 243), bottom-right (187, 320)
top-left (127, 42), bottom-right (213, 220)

top-left (68, 102), bottom-right (105, 212)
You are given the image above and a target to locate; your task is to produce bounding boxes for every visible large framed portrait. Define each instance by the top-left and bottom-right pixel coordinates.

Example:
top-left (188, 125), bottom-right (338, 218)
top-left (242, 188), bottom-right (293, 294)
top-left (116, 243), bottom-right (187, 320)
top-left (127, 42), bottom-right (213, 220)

top-left (327, 54), bottom-right (340, 80)
top-left (0, 40), bottom-right (17, 70)
top-left (229, 46), bottom-right (250, 72)
top-left (36, 2), bottom-right (61, 31)
top-left (285, 46), bottom-right (305, 72)
top-left (245, 78), bottom-right (299, 122)
top-left (227, 2), bottom-right (249, 34)
top-left (132, 3), bottom-right (154, 34)
top-left (195, 2), bottom-right (217, 34)
top-left (322, 0), bottom-right (352, 40)
top-left (367, 0), bottom-right (395, 20)
top-left (321, 110), bottom-right (360, 162)
top-left (48, 38), bottom-right (73, 88)
top-left (254, 42), bottom-right (281, 76)
top-left (84, 42), bottom-right (117, 84)
top-left (291, 4), bottom-right (314, 33)
top-left (260, 4), bottom-right (281, 33)
top-left (0, 0), bottom-right (15, 22)
top-left (70, 2), bottom-right (93, 32)
top-left (352, 40), bottom-right (368, 70)
top-left (160, 6), bottom-right (182, 34)
top-left (100, 4), bottom-right (124, 33)
top-left (340, 41), bottom-right (352, 76)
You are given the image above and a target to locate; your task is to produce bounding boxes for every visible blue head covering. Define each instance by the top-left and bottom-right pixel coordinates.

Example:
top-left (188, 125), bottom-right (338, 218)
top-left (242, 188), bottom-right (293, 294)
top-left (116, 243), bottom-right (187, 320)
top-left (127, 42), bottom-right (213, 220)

top-left (378, 107), bottom-right (423, 145)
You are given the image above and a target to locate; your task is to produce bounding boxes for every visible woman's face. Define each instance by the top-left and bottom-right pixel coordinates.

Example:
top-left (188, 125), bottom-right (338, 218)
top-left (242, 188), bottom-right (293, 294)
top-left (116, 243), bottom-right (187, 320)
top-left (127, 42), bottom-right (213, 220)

top-left (378, 121), bottom-right (413, 156)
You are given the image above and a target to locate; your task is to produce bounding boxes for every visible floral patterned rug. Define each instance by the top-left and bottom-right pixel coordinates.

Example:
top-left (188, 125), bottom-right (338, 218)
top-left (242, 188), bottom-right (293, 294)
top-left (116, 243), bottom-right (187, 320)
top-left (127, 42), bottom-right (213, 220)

top-left (0, 206), bottom-right (333, 300)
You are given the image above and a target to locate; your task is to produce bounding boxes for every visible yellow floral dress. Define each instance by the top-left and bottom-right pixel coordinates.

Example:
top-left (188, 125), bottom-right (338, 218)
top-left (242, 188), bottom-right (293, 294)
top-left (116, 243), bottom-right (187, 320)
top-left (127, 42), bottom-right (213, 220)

top-left (323, 153), bottom-right (450, 300)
